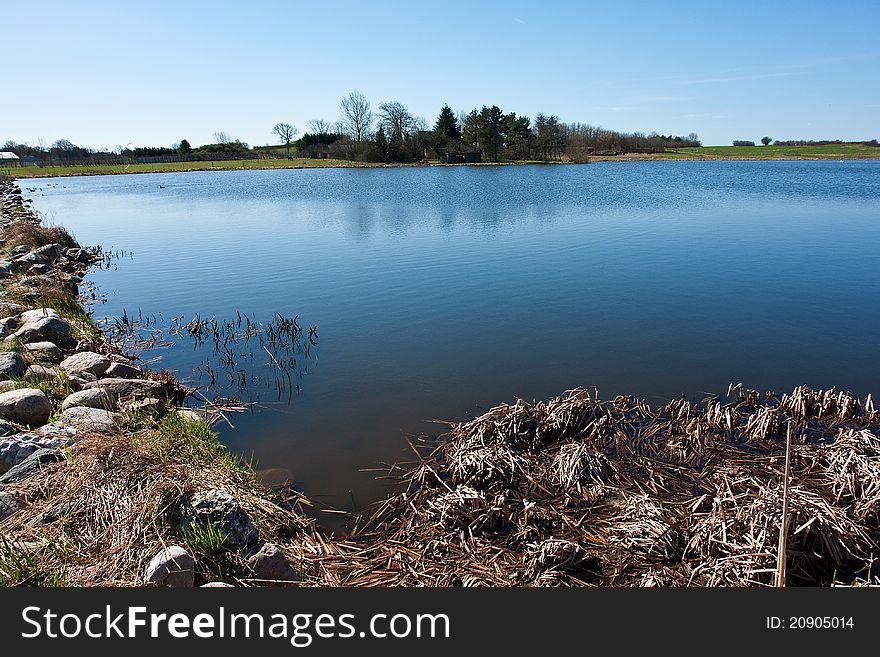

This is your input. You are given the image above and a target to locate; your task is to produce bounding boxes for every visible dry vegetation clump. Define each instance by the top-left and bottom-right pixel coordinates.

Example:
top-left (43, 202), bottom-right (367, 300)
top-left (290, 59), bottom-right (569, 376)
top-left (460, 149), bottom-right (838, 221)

top-left (0, 415), bottom-right (319, 587)
top-left (2, 222), bottom-right (77, 251)
top-left (328, 385), bottom-right (880, 587)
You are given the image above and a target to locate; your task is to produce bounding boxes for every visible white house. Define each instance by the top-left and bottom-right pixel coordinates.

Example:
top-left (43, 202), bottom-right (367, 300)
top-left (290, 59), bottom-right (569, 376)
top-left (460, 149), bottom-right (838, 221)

top-left (0, 152), bottom-right (21, 166)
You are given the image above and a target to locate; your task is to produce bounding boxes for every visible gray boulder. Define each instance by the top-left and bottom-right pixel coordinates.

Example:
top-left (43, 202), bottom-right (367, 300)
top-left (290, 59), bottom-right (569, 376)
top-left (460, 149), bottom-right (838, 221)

top-left (0, 447), bottom-right (62, 484)
top-left (25, 364), bottom-right (58, 381)
top-left (144, 546), bottom-right (195, 587)
top-left (20, 308), bottom-right (61, 323)
top-left (82, 377), bottom-right (165, 403)
top-left (24, 341), bottom-right (62, 363)
top-left (59, 406), bottom-right (118, 434)
top-left (246, 542), bottom-right (299, 583)
top-left (0, 490), bottom-right (26, 521)
top-left (0, 351), bottom-right (26, 380)
top-left (13, 315), bottom-right (71, 345)
top-left (201, 582), bottom-right (234, 588)
top-left (104, 362), bottom-right (142, 379)
top-left (0, 388), bottom-right (52, 426)
top-left (0, 302), bottom-right (27, 318)
top-left (177, 489), bottom-right (259, 549)
top-left (61, 388), bottom-right (116, 412)
top-left (0, 318), bottom-right (17, 340)
top-left (0, 419), bottom-right (21, 436)
top-left (33, 243), bottom-right (62, 263)
top-left (0, 432), bottom-right (65, 471)
top-left (60, 351), bottom-right (111, 377)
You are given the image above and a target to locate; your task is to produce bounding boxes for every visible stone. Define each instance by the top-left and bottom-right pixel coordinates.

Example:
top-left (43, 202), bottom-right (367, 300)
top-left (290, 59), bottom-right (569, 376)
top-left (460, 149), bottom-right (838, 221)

top-left (0, 388), bottom-right (52, 426)
top-left (0, 302), bottom-right (27, 318)
top-left (28, 263), bottom-right (50, 275)
top-left (82, 377), bottom-right (165, 403)
top-left (0, 318), bottom-right (16, 339)
top-left (0, 490), bottom-right (26, 521)
top-left (25, 364), bottom-right (58, 381)
top-left (201, 582), bottom-right (234, 588)
top-left (0, 351), bottom-right (27, 380)
top-left (0, 432), bottom-right (65, 471)
top-left (246, 542), bottom-right (299, 583)
top-left (144, 546), bottom-right (195, 587)
top-left (13, 315), bottom-right (71, 345)
top-left (28, 499), bottom-right (75, 526)
top-left (61, 388), bottom-right (116, 412)
top-left (103, 361), bottom-right (142, 379)
top-left (59, 351), bottom-right (111, 376)
top-left (23, 341), bottom-right (62, 363)
top-left (0, 447), bottom-right (62, 484)
top-left (33, 243), bottom-right (62, 263)
top-left (0, 419), bottom-right (21, 436)
top-left (59, 406), bottom-right (118, 434)
top-left (177, 489), bottom-right (259, 549)
top-left (0, 380), bottom-right (15, 393)
top-left (20, 308), bottom-right (61, 323)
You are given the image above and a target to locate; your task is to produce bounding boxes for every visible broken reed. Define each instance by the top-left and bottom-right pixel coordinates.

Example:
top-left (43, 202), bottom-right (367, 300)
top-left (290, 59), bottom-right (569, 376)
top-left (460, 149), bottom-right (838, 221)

top-left (100, 310), bottom-right (318, 402)
top-left (330, 385), bottom-right (880, 587)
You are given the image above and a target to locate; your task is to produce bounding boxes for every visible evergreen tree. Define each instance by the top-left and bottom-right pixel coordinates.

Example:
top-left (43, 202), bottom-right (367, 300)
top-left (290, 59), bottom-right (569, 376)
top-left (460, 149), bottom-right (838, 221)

top-left (479, 105), bottom-right (505, 161)
top-left (375, 125), bottom-right (389, 163)
top-left (434, 104), bottom-right (461, 141)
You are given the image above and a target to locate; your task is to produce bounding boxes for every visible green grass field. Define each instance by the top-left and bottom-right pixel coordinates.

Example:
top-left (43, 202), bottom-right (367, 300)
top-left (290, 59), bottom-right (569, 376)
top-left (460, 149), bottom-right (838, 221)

top-left (671, 143), bottom-right (880, 159)
top-left (3, 144), bottom-right (878, 178)
top-left (1, 157), bottom-right (382, 178)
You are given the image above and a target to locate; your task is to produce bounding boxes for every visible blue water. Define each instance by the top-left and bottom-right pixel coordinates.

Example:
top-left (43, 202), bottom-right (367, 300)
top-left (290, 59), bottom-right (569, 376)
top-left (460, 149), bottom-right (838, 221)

top-left (23, 161), bottom-right (880, 517)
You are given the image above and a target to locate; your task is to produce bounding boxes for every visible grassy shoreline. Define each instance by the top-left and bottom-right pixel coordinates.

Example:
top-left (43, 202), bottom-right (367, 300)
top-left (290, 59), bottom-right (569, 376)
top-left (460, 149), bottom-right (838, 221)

top-left (4, 144), bottom-right (879, 179)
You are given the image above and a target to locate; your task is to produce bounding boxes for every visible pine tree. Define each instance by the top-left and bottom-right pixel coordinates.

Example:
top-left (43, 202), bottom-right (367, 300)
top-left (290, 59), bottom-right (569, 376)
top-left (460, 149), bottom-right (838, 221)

top-left (434, 104), bottom-right (461, 142)
top-left (375, 125), bottom-right (389, 163)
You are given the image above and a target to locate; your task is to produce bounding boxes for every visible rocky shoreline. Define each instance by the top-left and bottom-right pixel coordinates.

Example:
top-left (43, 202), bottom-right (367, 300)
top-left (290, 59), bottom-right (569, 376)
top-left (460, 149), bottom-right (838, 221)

top-left (0, 174), bottom-right (309, 586)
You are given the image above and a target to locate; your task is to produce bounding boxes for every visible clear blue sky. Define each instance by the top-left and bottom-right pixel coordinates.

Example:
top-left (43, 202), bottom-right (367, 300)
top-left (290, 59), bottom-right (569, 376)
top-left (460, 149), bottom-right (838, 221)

top-left (3, 0), bottom-right (878, 149)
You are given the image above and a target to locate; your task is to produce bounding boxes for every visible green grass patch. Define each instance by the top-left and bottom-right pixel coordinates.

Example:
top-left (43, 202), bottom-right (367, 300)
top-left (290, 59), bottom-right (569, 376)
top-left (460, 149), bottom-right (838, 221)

top-left (147, 413), bottom-right (256, 485)
top-left (10, 370), bottom-right (74, 405)
top-left (673, 143), bottom-right (880, 159)
top-left (3, 158), bottom-right (383, 179)
top-left (182, 522), bottom-right (245, 582)
top-left (0, 538), bottom-right (69, 587)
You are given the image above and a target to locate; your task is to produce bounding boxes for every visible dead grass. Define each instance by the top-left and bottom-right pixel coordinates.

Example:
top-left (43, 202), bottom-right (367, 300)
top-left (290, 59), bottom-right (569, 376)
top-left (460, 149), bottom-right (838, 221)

top-left (328, 385), bottom-right (880, 587)
top-left (2, 222), bottom-right (77, 252)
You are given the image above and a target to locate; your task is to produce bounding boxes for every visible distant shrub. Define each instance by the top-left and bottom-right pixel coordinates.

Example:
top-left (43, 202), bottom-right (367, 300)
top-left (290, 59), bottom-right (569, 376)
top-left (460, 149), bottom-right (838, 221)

top-left (733, 140), bottom-right (756, 147)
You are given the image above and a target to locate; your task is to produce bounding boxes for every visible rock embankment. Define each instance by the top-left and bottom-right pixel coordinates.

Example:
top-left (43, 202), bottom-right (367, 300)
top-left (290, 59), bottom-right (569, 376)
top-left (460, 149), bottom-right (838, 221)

top-left (0, 175), bottom-right (303, 587)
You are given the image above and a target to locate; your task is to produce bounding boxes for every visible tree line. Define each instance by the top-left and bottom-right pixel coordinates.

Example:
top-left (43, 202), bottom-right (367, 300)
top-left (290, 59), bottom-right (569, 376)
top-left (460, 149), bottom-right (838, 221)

top-left (3, 91), bottom-right (703, 165)
top-left (280, 90), bottom-right (702, 163)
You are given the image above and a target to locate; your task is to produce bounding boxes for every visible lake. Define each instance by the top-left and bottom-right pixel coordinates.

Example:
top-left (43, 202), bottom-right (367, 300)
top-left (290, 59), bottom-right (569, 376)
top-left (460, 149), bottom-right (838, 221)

top-left (23, 161), bottom-right (880, 522)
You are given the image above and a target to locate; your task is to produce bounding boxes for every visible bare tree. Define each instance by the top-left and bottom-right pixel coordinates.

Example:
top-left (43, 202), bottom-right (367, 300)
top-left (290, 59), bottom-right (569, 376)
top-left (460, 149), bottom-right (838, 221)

top-left (378, 101), bottom-right (417, 142)
top-left (340, 90), bottom-right (373, 142)
top-left (213, 131), bottom-right (231, 144)
top-left (306, 119), bottom-right (332, 135)
top-left (272, 122), bottom-right (299, 158)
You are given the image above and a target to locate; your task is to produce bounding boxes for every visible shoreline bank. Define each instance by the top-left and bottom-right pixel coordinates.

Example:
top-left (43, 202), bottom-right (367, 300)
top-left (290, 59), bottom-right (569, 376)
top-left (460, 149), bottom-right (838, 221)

top-left (5, 150), bottom-right (880, 179)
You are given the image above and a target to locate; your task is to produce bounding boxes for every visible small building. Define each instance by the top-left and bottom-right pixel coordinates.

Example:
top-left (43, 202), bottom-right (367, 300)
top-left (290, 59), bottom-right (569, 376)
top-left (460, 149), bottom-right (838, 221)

top-left (0, 152), bottom-right (20, 166)
top-left (444, 150), bottom-right (482, 164)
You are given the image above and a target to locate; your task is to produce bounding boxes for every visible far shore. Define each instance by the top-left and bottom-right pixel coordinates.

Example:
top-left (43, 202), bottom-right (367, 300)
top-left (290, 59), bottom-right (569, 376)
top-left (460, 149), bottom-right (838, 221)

top-left (4, 146), bottom-right (880, 179)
